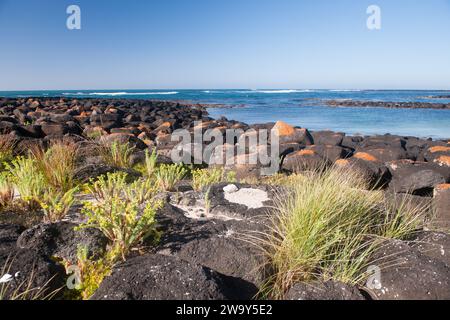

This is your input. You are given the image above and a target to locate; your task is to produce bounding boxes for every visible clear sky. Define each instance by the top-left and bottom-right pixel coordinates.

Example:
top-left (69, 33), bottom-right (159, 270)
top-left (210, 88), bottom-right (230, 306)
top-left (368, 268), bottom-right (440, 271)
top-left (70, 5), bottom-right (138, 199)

top-left (0, 0), bottom-right (449, 90)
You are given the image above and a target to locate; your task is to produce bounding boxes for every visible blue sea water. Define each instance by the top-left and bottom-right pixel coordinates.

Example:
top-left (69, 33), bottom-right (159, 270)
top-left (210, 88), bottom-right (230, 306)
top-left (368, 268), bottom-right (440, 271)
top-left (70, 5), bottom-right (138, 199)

top-left (1, 89), bottom-right (449, 139)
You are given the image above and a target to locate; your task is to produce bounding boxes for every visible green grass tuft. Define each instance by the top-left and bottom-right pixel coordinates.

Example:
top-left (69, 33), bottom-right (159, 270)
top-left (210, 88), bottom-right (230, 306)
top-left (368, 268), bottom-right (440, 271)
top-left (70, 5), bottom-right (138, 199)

top-left (247, 167), bottom-right (427, 299)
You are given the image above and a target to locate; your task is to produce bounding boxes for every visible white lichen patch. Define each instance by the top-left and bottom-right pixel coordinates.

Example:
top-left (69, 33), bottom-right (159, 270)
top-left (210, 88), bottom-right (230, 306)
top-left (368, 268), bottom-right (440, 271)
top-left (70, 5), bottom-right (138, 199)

top-left (224, 188), bottom-right (270, 209)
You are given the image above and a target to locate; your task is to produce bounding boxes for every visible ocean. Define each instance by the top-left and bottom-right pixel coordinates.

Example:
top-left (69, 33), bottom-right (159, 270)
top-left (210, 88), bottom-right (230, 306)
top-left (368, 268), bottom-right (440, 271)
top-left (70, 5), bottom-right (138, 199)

top-left (1, 89), bottom-right (449, 139)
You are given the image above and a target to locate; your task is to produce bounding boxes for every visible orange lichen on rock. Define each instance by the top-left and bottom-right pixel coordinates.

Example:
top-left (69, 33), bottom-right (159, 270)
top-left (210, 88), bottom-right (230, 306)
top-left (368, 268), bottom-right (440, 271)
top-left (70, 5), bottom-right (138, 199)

top-left (428, 146), bottom-right (450, 153)
top-left (335, 159), bottom-right (350, 166)
top-left (353, 152), bottom-right (378, 162)
top-left (273, 121), bottom-right (295, 136)
top-left (434, 155), bottom-right (450, 167)
top-left (435, 184), bottom-right (450, 192)
top-left (298, 149), bottom-right (315, 156)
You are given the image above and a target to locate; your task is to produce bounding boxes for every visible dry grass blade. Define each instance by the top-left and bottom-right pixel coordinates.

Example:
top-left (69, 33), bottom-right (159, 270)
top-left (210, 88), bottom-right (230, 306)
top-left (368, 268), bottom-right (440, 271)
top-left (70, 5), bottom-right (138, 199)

top-left (31, 140), bottom-right (79, 192)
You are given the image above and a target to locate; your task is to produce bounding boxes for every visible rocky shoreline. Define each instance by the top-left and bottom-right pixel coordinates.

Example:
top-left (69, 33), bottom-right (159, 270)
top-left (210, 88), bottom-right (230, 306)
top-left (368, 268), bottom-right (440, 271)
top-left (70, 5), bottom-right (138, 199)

top-left (325, 99), bottom-right (450, 110)
top-left (425, 95), bottom-right (450, 99)
top-left (0, 97), bottom-right (450, 301)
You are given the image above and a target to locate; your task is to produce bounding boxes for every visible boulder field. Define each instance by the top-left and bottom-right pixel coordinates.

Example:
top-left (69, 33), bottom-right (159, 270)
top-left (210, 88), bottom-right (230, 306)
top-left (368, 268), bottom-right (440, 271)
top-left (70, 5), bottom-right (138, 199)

top-left (0, 97), bottom-right (450, 300)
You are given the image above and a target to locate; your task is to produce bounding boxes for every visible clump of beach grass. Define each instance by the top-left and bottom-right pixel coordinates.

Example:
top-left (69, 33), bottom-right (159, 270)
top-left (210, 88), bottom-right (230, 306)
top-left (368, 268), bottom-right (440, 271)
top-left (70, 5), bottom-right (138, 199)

top-left (248, 166), bottom-right (427, 299)
top-left (97, 141), bottom-right (135, 169)
top-left (31, 141), bottom-right (79, 192)
top-left (143, 149), bottom-right (158, 178)
top-left (154, 164), bottom-right (188, 192)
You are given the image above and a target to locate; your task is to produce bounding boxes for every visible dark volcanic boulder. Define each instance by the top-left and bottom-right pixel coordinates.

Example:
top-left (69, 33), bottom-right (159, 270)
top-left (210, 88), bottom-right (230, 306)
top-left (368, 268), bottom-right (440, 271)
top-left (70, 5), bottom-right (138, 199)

top-left (367, 240), bottom-right (450, 300)
top-left (157, 209), bottom-right (264, 296)
top-left (100, 133), bottom-right (147, 150)
top-left (409, 231), bottom-right (450, 267)
top-left (285, 281), bottom-right (365, 300)
top-left (272, 121), bottom-right (313, 145)
top-left (424, 145), bottom-right (450, 163)
top-left (311, 131), bottom-right (345, 146)
top-left (0, 248), bottom-right (66, 300)
top-left (387, 161), bottom-right (448, 196)
top-left (0, 224), bottom-right (25, 250)
top-left (282, 149), bottom-right (330, 172)
top-left (17, 222), bottom-right (108, 264)
top-left (305, 145), bottom-right (353, 163)
top-left (90, 114), bottom-right (122, 130)
top-left (430, 184), bottom-right (450, 231)
top-left (91, 254), bottom-right (247, 300)
top-left (341, 135), bottom-right (364, 150)
top-left (40, 123), bottom-right (69, 136)
top-left (356, 147), bottom-right (408, 163)
top-left (358, 135), bottom-right (406, 150)
top-left (335, 156), bottom-right (391, 188)
top-left (16, 125), bottom-right (44, 138)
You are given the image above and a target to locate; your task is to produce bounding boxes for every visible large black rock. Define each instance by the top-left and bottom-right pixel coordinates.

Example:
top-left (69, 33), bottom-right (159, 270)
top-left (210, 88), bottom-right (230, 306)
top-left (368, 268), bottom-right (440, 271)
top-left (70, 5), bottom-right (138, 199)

top-left (91, 254), bottom-right (250, 300)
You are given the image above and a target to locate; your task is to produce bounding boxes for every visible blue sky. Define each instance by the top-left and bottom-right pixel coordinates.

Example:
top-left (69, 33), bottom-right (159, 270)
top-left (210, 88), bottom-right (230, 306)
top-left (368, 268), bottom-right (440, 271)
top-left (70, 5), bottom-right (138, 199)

top-left (0, 0), bottom-right (449, 90)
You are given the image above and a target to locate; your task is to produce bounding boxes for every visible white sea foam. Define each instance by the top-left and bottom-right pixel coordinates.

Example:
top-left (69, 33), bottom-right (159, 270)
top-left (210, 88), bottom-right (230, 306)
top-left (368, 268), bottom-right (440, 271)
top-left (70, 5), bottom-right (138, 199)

top-left (328, 89), bottom-right (362, 92)
top-left (237, 89), bottom-right (314, 94)
top-left (62, 91), bottom-right (179, 96)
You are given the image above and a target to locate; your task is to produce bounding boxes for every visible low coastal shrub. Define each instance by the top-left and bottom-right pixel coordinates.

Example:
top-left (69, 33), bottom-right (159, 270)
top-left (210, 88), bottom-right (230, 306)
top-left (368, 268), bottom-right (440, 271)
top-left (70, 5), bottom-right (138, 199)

top-left (251, 167), bottom-right (426, 299)
top-left (38, 187), bottom-right (78, 223)
top-left (32, 141), bottom-right (78, 192)
top-left (79, 172), bottom-right (163, 260)
top-left (63, 246), bottom-right (113, 300)
top-left (155, 164), bottom-right (188, 192)
top-left (191, 167), bottom-right (236, 191)
top-left (5, 157), bottom-right (45, 210)
top-left (98, 141), bottom-right (135, 169)
top-left (0, 173), bottom-right (15, 210)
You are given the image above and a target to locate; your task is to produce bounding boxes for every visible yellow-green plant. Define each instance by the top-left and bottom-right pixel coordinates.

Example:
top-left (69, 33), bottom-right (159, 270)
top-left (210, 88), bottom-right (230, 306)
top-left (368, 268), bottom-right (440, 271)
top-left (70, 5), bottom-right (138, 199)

top-left (63, 246), bottom-right (113, 300)
top-left (249, 167), bottom-right (426, 299)
top-left (144, 149), bottom-right (158, 178)
top-left (98, 141), bottom-right (135, 168)
top-left (192, 167), bottom-right (236, 191)
top-left (38, 187), bottom-right (78, 223)
top-left (155, 164), bottom-right (188, 192)
top-left (5, 157), bottom-right (45, 210)
top-left (32, 141), bottom-right (78, 192)
top-left (0, 173), bottom-right (14, 210)
top-left (79, 172), bottom-right (163, 260)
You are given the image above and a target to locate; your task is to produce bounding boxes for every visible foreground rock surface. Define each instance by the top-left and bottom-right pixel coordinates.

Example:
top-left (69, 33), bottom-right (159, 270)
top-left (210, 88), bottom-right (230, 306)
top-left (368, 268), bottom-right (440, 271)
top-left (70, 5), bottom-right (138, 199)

top-left (91, 254), bottom-right (251, 300)
top-left (285, 281), bottom-right (365, 300)
top-left (368, 240), bottom-right (450, 300)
